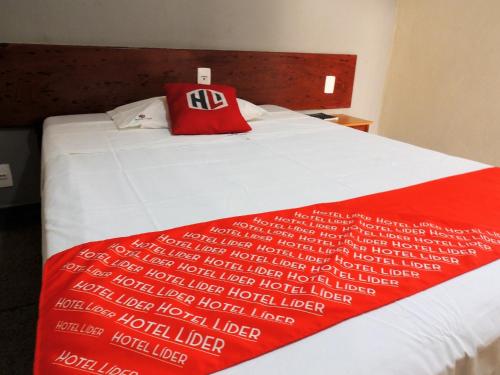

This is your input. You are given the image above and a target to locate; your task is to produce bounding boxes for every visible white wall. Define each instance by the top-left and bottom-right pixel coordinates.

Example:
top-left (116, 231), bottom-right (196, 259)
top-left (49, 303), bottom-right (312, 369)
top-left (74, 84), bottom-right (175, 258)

top-left (0, 0), bottom-right (397, 131)
top-left (380, 0), bottom-right (500, 165)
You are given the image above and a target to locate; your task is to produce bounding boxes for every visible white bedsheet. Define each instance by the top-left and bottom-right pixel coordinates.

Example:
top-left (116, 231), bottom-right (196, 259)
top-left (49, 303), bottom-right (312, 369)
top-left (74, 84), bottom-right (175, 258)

top-left (41, 106), bottom-right (500, 375)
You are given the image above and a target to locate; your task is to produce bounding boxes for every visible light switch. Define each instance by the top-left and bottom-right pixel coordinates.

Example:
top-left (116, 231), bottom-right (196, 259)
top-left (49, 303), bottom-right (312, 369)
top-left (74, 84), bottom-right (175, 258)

top-left (197, 67), bottom-right (211, 85)
top-left (324, 75), bottom-right (336, 94)
top-left (0, 164), bottom-right (13, 188)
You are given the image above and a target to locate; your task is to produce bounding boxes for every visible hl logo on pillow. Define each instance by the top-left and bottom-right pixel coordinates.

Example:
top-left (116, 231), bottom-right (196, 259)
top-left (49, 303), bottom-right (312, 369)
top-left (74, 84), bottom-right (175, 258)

top-left (187, 89), bottom-right (228, 110)
top-left (164, 83), bottom-right (251, 134)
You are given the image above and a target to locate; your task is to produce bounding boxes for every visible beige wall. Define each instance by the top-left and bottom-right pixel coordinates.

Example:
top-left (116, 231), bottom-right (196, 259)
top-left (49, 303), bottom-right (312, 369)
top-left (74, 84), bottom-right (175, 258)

top-left (380, 0), bottom-right (500, 165)
top-left (0, 0), bottom-right (396, 132)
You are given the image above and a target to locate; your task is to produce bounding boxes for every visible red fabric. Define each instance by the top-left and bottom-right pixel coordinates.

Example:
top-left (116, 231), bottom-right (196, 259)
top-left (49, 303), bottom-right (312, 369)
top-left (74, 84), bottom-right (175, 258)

top-left (34, 168), bottom-right (500, 375)
top-left (164, 83), bottom-right (251, 135)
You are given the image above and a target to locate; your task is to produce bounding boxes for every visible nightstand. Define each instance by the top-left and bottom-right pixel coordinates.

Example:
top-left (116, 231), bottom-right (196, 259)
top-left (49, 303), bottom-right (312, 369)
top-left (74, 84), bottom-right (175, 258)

top-left (328, 114), bottom-right (373, 132)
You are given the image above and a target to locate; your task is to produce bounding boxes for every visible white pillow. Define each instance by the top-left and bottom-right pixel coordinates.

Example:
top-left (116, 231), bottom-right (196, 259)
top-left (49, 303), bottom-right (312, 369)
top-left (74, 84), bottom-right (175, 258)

top-left (107, 96), bottom-right (267, 130)
top-left (107, 97), bottom-right (168, 129)
top-left (237, 98), bottom-right (268, 121)
top-left (106, 97), bottom-right (156, 119)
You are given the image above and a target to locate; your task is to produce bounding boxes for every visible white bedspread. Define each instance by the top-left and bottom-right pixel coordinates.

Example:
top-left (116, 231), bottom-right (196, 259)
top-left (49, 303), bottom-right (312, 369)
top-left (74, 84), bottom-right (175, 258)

top-left (41, 106), bottom-right (500, 375)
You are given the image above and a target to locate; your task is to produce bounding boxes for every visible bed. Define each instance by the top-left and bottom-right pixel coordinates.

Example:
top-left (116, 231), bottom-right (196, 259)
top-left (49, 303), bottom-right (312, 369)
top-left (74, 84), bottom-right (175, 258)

top-left (2, 43), bottom-right (497, 374)
top-left (40, 105), bottom-right (500, 375)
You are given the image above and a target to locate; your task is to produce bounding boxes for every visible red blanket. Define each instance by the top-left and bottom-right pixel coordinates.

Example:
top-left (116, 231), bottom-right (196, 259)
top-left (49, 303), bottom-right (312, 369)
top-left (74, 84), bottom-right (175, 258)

top-left (35, 168), bottom-right (500, 374)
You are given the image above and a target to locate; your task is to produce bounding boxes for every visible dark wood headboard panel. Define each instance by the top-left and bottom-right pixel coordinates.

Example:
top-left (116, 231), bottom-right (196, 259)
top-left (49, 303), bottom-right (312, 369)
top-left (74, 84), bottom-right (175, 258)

top-left (0, 43), bottom-right (356, 127)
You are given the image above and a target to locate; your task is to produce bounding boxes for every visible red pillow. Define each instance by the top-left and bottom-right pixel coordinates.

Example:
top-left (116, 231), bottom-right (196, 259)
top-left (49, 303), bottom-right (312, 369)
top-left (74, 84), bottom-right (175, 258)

top-left (164, 83), bottom-right (252, 135)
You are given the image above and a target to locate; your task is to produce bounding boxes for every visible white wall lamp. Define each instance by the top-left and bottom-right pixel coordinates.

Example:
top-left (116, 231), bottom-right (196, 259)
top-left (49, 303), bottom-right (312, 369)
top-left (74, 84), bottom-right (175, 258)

top-left (324, 75), bottom-right (336, 94)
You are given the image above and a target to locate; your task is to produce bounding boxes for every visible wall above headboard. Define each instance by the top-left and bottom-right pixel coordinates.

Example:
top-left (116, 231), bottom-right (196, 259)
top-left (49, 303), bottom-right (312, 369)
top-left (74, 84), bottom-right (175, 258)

top-left (0, 43), bottom-right (356, 127)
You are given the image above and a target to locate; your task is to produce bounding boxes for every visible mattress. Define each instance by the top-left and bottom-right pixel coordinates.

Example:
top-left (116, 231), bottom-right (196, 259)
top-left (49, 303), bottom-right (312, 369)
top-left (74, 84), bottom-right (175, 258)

top-left (41, 106), bottom-right (500, 375)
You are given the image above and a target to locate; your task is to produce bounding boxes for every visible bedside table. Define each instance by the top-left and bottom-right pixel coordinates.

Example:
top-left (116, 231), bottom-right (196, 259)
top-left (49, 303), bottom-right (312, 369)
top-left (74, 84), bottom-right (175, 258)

top-left (328, 114), bottom-right (373, 132)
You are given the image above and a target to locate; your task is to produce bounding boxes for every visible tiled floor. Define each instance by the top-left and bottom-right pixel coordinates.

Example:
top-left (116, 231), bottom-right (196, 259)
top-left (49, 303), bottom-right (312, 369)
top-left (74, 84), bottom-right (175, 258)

top-left (0, 204), bottom-right (42, 374)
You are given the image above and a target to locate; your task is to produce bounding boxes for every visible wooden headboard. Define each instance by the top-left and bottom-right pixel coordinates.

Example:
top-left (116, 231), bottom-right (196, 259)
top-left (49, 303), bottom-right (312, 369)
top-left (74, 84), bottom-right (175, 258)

top-left (0, 43), bottom-right (356, 128)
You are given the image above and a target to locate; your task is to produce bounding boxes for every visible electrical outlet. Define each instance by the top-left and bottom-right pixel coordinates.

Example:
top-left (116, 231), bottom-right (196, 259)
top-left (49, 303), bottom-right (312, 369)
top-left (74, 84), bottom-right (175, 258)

top-left (0, 164), bottom-right (13, 188)
top-left (197, 67), bottom-right (211, 85)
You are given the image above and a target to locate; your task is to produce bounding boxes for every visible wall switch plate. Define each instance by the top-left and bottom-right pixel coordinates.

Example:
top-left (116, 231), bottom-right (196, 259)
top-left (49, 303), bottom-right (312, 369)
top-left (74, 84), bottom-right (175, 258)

top-left (0, 164), bottom-right (13, 188)
top-left (324, 75), bottom-right (336, 94)
top-left (197, 67), bottom-right (211, 85)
